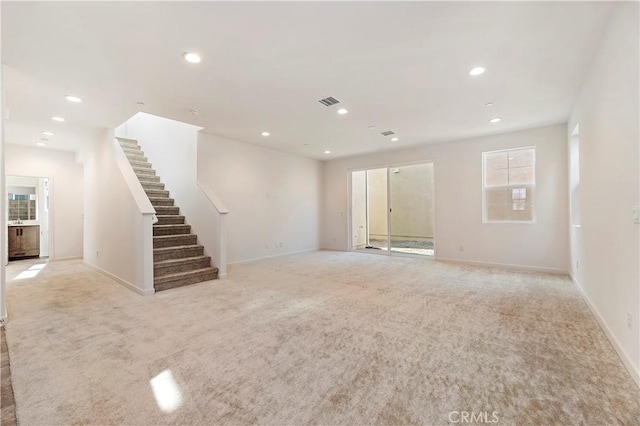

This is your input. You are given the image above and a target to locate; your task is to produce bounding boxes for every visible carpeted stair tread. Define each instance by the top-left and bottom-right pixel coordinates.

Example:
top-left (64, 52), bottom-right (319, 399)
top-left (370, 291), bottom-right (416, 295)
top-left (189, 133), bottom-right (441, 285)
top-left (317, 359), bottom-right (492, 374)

top-left (130, 160), bottom-right (152, 169)
top-left (154, 206), bottom-right (180, 215)
top-left (156, 215), bottom-right (185, 225)
top-left (153, 234), bottom-right (197, 248)
top-left (145, 189), bottom-right (170, 198)
top-left (141, 182), bottom-right (165, 190)
top-left (149, 197), bottom-right (175, 207)
top-left (135, 169), bottom-right (157, 177)
top-left (153, 244), bottom-right (204, 261)
top-left (126, 154), bottom-right (148, 162)
top-left (154, 256), bottom-right (212, 276)
top-left (153, 224), bottom-right (191, 236)
top-left (137, 175), bottom-right (161, 183)
top-left (154, 267), bottom-right (219, 291)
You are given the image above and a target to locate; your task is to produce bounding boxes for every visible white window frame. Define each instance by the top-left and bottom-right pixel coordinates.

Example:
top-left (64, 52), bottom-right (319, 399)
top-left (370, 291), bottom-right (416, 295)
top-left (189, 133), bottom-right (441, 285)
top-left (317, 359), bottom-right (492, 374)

top-left (482, 146), bottom-right (536, 224)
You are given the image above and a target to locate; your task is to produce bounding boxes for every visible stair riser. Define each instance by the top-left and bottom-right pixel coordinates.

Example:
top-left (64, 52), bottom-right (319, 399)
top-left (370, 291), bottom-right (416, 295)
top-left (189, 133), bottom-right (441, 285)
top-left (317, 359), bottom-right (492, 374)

top-left (145, 190), bottom-right (170, 198)
top-left (142, 182), bottom-right (165, 191)
top-left (156, 216), bottom-right (185, 225)
top-left (122, 147), bottom-right (142, 154)
top-left (119, 142), bottom-right (140, 150)
top-left (150, 198), bottom-right (175, 207)
top-left (135, 169), bottom-right (157, 177)
top-left (154, 258), bottom-right (212, 276)
top-left (154, 246), bottom-right (203, 262)
top-left (155, 270), bottom-right (218, 292)
top-left (154, 206), bottom-right (179, 215)
top-left (137, 175), bottom-right (161, 183)
top-left (130, 162), bottom-right (152, 169)
top-left (126, 154), bottom-right (148, 162)
top-left (153, 226), bottom-right (191, 236)
top-left (153, 235), bottom-right (197, 248)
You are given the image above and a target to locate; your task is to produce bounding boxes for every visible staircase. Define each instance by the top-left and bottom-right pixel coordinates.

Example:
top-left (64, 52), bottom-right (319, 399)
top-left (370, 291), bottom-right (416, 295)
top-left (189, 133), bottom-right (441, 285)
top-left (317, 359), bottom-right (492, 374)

top-left (117, 137), bottom-right (218, 292)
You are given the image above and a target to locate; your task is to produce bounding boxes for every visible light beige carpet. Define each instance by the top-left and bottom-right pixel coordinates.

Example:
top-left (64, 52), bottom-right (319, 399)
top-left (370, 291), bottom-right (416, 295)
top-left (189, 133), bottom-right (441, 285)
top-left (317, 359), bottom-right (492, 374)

top-left (5, 252), bottom-right (639, 425)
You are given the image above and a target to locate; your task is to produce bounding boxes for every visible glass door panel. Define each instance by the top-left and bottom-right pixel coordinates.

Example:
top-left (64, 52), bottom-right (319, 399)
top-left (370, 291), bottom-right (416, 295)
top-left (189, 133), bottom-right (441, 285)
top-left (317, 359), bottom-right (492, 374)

top-left (366, 168), bottom-right (388, 251)
top-left (389, 163), bottom-right (435, 256)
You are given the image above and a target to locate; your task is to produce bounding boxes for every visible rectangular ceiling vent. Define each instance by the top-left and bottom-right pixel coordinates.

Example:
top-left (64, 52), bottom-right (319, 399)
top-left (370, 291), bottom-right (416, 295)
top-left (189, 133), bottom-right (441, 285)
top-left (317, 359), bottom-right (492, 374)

top-left (380, 130), bottom-right (396, 136)
top-left (318, 96), bottom-right (341, 107)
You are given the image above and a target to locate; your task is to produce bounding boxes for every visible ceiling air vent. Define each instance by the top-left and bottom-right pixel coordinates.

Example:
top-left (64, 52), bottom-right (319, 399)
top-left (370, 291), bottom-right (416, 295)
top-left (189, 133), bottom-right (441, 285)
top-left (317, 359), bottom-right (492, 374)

top-left (380, 130), bottom-right (395, 136)
top-left (318, 96), bottom-right (341, 107)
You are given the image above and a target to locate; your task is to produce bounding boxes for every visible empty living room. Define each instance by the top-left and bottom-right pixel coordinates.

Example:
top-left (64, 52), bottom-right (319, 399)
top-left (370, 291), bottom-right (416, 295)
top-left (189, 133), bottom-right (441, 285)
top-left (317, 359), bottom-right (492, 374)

top-left (1, 1), bottom-right (638, 425)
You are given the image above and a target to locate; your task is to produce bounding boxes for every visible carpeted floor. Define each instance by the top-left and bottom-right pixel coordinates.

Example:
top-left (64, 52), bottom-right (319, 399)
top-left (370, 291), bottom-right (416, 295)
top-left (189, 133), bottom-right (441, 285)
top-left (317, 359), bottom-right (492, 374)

top-left (4, 252), bottom-right (639, 425)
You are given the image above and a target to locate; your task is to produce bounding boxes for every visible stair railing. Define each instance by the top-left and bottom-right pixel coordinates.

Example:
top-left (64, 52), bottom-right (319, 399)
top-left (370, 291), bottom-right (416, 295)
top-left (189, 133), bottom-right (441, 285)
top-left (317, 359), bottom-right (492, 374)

top-left (197, 182), bottom-right (229, 278)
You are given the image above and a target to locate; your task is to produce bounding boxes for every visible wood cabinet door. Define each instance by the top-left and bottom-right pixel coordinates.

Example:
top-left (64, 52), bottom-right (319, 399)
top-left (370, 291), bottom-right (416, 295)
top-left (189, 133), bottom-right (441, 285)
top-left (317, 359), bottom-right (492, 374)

top-left (21, 226), bottom-right (40, 253)
top-left (8, 227), bottom-right (20, 254)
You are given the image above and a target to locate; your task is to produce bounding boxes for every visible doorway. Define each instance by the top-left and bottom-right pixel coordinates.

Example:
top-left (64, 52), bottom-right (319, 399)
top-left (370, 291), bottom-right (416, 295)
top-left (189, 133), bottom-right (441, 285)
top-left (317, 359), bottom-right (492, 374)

top-left (350, 162), bottom-right (435, 257)
top-left (6, 175), bottom-right (51, 262)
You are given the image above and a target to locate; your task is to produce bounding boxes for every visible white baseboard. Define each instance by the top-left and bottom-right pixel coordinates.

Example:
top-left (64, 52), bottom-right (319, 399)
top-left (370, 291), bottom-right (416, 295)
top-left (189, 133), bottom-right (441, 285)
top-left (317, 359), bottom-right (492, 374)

top-left (571, 274), bottom-right (640, 388)
top-left (228, 248), bottom-right (319, 266)
top-left (83, 262), bottom-right (154, 296)
top-left (49, 256), bottom-right (83, 262)
top-left (436, 257), bottom-right (569, 275)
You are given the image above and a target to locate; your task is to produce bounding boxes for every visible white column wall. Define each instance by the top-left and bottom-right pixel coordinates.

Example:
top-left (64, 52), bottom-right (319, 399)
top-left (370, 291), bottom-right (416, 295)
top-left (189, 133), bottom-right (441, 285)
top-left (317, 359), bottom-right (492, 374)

top-left (567, 2), bottom-right (639, 384)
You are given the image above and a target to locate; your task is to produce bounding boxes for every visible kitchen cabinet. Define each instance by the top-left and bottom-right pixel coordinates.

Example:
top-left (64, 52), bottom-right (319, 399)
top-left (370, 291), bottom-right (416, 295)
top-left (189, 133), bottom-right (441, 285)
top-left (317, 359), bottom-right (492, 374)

top-left (8, 225), bottom-right (40, 260)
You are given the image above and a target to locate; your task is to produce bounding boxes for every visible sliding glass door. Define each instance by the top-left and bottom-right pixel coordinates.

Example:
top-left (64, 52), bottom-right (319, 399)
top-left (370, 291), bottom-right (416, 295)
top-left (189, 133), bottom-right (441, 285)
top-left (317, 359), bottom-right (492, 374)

top-left (389, 163), bottom-right (435, 256)
top-left (350, 162), bottom-right (434, 257)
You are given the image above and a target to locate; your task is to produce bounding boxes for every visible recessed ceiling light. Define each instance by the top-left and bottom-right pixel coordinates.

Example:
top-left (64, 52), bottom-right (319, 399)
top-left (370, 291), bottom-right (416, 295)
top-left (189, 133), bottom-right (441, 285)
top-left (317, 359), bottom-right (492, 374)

top-left (64, 95), bottom-right (82, 103)
top-left (485, 102), bottom-right (494, 107)
top-left (261, 131), bottom-right (270, 137)
top-left (469, 67), bottom-right (486, 76)
top-left (390, 137), bottom-right (399, 142)
top-left (51, 116), bottom-right (65, 122)
top-left (189, 109), bottom-right (199, 116)
top-left (36, 141), bottom-right (47, 147)
top-left (368, 125), bottom-right (376, 130)
top-left (183, 52), bottom-right (202, 64)
top-left (337, 108), bottom-right (348, 115)
top-left (42, 131), bottom-right (54, 136)
top-left (324, 150), bottom-right (331, 154)
top-left (489, 118), bottom-right (502, 123)
top-left (136, 101), bottom-right (145, 106)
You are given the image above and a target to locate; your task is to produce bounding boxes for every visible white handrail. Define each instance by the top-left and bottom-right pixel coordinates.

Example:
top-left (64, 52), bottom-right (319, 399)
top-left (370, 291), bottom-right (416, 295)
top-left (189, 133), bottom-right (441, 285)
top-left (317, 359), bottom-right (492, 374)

top-left (197, 181), bottom-right (229, 214)
top-left (197, 181), bottom-right (229, 278)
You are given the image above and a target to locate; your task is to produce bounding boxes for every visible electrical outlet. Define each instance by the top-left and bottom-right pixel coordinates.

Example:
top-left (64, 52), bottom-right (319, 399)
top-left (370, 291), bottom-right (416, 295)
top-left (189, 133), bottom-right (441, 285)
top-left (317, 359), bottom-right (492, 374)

top-left (576, 260), bottom-right (579, 270)
top-left (277, 242), bottom-right (283, 248)
top-left (96, 251), bottom-right (99, 258)
top-left (459, 246), bottom-right (464, 252)
top-left (265, 243), bottom-right (270, 249)
top-left (634, 206), bottom-right (640, 224)
top-left (628, 312), bottom-right (633, 329)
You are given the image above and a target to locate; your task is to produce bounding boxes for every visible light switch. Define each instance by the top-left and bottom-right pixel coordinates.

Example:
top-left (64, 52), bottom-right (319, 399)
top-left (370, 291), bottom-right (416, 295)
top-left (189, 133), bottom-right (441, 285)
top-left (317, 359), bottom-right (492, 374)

top-left (634, 206), bottom-right (640, 224)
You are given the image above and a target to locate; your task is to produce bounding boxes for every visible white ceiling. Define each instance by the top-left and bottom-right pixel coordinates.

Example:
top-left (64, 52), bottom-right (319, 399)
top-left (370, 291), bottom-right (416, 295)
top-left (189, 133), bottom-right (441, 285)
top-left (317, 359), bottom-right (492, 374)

top-left (2, 1), bottom-right (613, 159)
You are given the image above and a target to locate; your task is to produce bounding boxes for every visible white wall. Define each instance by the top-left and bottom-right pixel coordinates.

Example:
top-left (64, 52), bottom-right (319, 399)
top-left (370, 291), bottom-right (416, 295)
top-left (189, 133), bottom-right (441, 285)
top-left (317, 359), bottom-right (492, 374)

top-left (83, 128), bottom-right (155, 294)
top-left (568, 2), bottom-right (639, 383)
top-left (198, 132), bottom-right (322, 263)
top-left (115, 112), bottom-right (223, 272)
top-left (5, 144), bottom-right (83, 260)
top-left (323, 124), bottom-right (569, 273)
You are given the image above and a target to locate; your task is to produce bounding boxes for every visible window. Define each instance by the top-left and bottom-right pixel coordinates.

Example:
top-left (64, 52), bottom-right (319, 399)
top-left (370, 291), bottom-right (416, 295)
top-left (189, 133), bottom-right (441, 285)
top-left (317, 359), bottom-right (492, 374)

top-left (482, 147), bottom-right (535, 223)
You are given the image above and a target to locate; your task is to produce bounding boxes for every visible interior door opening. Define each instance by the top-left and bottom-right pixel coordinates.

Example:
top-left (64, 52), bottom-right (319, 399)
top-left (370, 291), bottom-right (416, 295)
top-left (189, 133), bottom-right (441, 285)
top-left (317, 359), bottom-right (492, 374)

top-left (350, 162), bottom-right (435, 257)
top-left (6, 175), bottom-right (51, 263)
